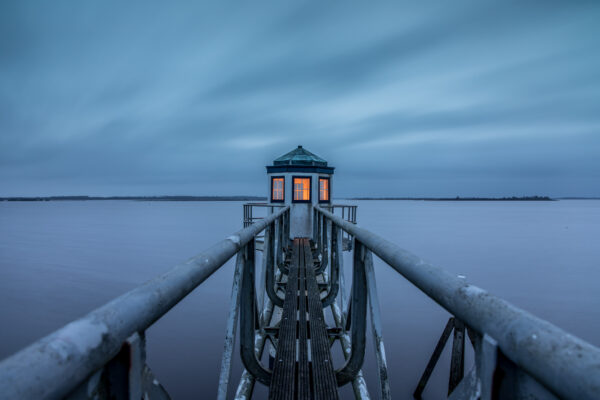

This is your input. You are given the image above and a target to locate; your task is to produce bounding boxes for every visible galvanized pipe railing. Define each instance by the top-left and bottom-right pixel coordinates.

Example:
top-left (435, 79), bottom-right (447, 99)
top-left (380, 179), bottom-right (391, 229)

top-left (0, 205), bottom-right (290, 399)
top-left (312, 209), bottom-right (374, 399)
top-left (222, 206), bottom-right (290, 400)
top-left (315, 206), bottom-right (600, 400)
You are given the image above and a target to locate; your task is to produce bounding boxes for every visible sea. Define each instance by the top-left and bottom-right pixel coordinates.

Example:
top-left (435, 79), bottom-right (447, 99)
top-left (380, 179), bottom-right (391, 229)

top-left (1, 200), bottom-right (599, 398)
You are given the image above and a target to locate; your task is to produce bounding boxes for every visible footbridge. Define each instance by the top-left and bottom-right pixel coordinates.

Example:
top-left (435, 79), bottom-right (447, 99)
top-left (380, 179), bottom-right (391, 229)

top-left (0, 146), bottom-right (599, 399)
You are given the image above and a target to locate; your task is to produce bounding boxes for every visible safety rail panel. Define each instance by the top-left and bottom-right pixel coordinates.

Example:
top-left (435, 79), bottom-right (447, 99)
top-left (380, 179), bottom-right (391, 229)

top-left (315, 205), bottom-right (600, 400)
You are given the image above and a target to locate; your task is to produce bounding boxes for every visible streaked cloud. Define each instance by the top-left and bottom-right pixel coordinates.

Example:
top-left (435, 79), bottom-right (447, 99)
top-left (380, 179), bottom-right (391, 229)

top-left (1, 1), bottom-right (599, 197)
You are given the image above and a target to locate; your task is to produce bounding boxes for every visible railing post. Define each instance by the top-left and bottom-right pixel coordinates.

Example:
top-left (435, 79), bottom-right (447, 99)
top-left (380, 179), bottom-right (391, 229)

top-left (414, 317), bottom-right (455, 398)
top-left (240, 240), bottom-right (272, 386)
top-left (364, 250), bottom-right (392, 400)
top-left (257, 224), bottom-right (269, 315)
top-left (479, 334), bottom-right (498, 400)
top-left (65, 331), bottom-right (171, 400)
top-left (277, 215), bottom-right (283, 268)
top-left (316, 209), bottom-right (321, 253)
top-left (105, 332), bottom-right (145, 399)
top-left (322, 213), bottom-right (327, 255)
top-left (336, 240), bottom-right (367, 386)
top-left (313, 208), bottom-right (318, 243)
top-left (217, 251), bottom-right (245, 400)
top-left (449, 319), bottom-right (465, 395)
top-left (285, 209), bottom-right (290, 245)
top-left (274, 217), bottom-right (280, 270)
top-left (321, 222), bottom-right (339, 307)
top-left (265, 223), bottom-right (284, 308)
top-left (317, 215), bottom-right (328, 274)
top-left (337, 224), bottom-right (347, 312)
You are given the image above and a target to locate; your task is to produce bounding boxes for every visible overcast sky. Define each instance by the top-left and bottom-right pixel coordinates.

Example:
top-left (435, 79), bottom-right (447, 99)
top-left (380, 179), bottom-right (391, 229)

top-left (1, 1), bottom-right (599, 197)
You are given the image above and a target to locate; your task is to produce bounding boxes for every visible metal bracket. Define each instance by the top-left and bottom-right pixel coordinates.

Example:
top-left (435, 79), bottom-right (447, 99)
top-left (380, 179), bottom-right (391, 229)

top-left (321, 224), bottom-right (340, 308)
top-left (240, 240), bottom-right (272, 386)
top-left (335, 240), bottom-right (367, 386)
top-left (265, 224), bottom-right (285, 308)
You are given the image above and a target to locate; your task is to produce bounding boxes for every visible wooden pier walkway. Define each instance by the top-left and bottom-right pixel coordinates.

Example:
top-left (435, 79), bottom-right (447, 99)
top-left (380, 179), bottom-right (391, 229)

top-left (269, 238), bottom-right (339, 400)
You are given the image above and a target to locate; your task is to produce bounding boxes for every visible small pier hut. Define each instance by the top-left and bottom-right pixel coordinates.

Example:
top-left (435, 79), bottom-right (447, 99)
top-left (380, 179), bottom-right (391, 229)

top-left (267, 145), bottom-right (334, 238)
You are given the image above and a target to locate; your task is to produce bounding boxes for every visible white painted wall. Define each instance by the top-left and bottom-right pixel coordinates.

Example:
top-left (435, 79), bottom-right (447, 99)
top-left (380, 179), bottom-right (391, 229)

top-left (267, 171), bottom-right (332, 239)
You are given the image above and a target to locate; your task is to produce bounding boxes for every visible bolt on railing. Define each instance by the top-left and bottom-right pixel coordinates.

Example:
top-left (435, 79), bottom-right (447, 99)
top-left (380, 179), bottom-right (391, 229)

top-left (315, 205), bottom-right (600, 400)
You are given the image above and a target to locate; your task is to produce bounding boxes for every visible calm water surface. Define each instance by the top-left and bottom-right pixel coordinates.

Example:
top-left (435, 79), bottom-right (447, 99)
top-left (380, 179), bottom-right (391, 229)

top-left (1, 200), bottom-right (599, 398)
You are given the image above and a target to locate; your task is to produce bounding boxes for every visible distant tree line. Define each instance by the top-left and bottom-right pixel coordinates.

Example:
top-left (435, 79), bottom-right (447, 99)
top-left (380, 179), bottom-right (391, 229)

top-left (347, 196), bottom-right (554, 201)
top-left (0, 196), bottom-right (267, 202)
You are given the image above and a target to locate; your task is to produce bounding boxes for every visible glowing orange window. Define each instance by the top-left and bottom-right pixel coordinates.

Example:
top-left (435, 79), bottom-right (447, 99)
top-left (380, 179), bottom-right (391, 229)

top-left (293, 177), bottom-right (311, 202)
top-left (319, 177), bottom-right (330, 202)
top-left (271, 177), bottom-right (284, 202)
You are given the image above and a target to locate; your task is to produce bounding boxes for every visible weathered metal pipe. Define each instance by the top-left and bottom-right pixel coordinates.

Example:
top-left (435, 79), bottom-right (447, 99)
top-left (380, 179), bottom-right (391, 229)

top-left (240, 240), bottom-right (272, 385)
top-left (335, 240), bottom-right (368, 386)
top-left (0, 206), bottom-right (289, 399)
top-left (321, 224), bottom-right (339, 308)
top-left (236, 256), bottom-right (285, 399)
top-left (324, 270), bottom-right (370, 400)
top-left (217, 252), bottom-right (245, 400)
top-left (364, 250), bottom-right (392, 400)
top-left (265, 223), bottom-right (284, 308)
top-left (316, 206), bottom-right (600, 400)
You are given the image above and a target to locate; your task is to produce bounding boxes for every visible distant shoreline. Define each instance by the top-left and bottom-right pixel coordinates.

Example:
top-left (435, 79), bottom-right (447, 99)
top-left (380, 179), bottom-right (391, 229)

top-left (0, 196), bottom-right (268, 202)
top-left (346, 196), bottom-right (556, 201)
top-left (2, 196), bottom-right (598, 202)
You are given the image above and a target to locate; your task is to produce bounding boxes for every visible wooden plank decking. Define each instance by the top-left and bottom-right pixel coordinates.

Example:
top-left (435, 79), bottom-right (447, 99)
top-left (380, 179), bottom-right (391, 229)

top-left (269, 238), bottom-right (338, 400)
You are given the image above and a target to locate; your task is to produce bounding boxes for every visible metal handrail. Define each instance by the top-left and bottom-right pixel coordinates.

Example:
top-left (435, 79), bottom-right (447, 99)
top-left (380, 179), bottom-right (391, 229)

top-left (243, 202), bottom-right (285, 228)
top-left (315, 206), bottom-right (600, 400)
top-left (0, 205), bottom-right (290, 399)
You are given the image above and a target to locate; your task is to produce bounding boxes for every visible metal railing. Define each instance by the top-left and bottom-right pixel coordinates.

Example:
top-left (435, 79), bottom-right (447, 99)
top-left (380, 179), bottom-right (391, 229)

top-left (3, 201), bottom-right (597, 399)
top-left (225, 202), bottom-right (370, 399)
top-left (311, 206), bottom-right (387, 399)
top-left (244, 203), bottom-right (356, 229)
top-left (243, 203), bottom-right (286, 228)
top-left (321, 204), bottom-right (358, 249)
top-left (328, 204), bottom-right (358, 224)
top-left (315, 205), bottom-right (600, 400)
top-left (0, 206), bottom-right (290, 400)
top-left (219, 203), bottom-right (292, 400)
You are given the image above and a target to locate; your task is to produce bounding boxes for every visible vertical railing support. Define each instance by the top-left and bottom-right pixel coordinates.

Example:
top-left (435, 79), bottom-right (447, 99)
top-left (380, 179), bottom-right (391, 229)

top-left (338, 225), bottom-right (347, 312)
top-left (313, 208), bottom-right (318, 243)
top-left (316, 210), bottom-right (322, 253)
top-left (240, 240), bottom-right (272, 386)
top-left (336, 240), bottom-right (368, 386)
top-left (265, 223), bottom-right (284, 308)
top-left (414, 318), bottom-right (454, 398)
top-left (217, 252), bottom-right (245, 400)
top-left (316, 215), bottom-right (328, 274)
top-left (285, 209), bottom-right (290, 245)
top-left (276, 215), bottom-right (289, 275)
top-left (364, 251), bottom-right (392, 400)
top-left (414, 316), bottom-right (468, 398)
top-left (277, 215), bottom-right (283, 268)
top-left (479, 334), bottom-right (498, 400)
top-left (449, 319), bottom-right (465, 395)
top-left (321, 223), bottom-right (340, 307)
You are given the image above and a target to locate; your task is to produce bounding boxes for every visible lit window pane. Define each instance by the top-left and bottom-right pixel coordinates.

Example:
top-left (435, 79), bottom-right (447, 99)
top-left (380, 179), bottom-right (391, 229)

top-left (319, 178), bottom-right (329, 201)
top-left (293, 178), bottom-right (310, 201)
top-left (272, 178), bottom-right (284, 201)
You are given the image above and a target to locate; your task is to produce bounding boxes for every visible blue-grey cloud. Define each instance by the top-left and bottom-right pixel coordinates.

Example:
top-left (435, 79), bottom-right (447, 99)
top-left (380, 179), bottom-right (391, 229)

top-left (1, 1), bottom-right (599, 197)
